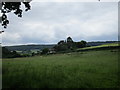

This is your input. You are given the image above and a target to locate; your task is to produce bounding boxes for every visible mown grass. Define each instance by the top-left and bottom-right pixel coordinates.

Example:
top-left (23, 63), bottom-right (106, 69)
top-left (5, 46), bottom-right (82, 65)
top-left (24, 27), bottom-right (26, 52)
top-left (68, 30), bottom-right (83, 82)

top-left (2, 49), bottom-right (119, 88)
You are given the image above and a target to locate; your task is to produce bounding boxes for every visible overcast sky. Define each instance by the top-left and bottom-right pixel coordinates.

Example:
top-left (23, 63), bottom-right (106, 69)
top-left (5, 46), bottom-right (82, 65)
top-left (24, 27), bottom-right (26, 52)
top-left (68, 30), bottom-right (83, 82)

top-left (1, 1), bottom-right (118, 46)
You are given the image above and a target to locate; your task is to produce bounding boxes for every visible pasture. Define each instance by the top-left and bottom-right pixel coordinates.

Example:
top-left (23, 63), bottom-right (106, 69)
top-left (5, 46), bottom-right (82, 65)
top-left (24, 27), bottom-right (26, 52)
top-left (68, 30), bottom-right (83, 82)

top-left (2, 49), bottom-right (119, 88)
top-left (77, 42), bottom-right (119, 50)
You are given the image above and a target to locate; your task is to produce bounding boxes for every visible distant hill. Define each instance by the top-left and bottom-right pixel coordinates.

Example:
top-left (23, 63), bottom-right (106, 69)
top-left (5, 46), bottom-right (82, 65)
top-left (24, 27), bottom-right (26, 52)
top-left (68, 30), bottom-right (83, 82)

top-left (4, 41), bottom-right (118, 52)
top-left (4, 44), bottom-right (56, 51)
top-left (86, 41), bottom-right (118, 46)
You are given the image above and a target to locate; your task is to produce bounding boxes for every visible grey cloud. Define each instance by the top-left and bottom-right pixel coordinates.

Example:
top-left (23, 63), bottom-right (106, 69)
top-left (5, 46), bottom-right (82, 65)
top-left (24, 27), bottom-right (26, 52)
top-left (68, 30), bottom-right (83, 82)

top-left (24, 2), bottom-right (117, 22)
top-left (2, 2), bottom-right (118, 46)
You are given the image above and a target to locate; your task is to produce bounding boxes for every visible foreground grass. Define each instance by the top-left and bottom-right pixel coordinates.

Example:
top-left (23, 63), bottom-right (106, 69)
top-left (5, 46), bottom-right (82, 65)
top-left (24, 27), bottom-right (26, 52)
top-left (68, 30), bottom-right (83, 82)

top-left (3, 49), bottom-right (119, 88)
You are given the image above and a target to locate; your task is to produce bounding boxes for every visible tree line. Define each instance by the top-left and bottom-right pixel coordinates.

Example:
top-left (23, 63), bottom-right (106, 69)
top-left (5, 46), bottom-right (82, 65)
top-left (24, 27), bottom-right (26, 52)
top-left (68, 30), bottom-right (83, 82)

top-left (53, 37), bottom-right (87, 52)
top-left (41, 37), bottom-right (87, 54)
top-left (2, 37), bottom-right (87, 58)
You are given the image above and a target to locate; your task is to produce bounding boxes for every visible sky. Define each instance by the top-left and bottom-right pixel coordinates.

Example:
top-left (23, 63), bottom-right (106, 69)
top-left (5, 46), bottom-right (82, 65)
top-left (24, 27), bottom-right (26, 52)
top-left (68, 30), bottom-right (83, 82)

top-left (1, 0), bottom-right (118, 46)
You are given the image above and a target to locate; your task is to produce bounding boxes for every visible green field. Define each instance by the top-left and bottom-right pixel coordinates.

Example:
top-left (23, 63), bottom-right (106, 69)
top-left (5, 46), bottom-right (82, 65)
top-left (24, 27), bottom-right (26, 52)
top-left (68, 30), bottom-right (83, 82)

top-left (77, 43), bottom-right (119, 50)
top-left (3, 48), bottom-right (119, 88)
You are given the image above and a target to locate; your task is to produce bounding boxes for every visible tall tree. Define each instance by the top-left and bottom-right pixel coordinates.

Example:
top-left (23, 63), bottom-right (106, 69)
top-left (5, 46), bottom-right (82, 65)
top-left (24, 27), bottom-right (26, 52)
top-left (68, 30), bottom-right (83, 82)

top-left (58, 40), bottom-right (65, 45)
top-left (66, 37), bottom-right (74, 49)
top-left (41, 48), bottom-right (49, 55)
top-left (76, 40), bottom-right (87, 48)
top-left (67, 37), bottom-right (73, 43)
top-left (1, 1), bottom-right (31, 28)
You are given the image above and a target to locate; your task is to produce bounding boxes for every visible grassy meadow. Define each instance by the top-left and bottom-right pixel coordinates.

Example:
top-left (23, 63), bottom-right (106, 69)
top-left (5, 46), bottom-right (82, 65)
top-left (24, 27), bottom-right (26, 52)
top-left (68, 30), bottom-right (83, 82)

top-left (2, 48), bottom-right (119, 88)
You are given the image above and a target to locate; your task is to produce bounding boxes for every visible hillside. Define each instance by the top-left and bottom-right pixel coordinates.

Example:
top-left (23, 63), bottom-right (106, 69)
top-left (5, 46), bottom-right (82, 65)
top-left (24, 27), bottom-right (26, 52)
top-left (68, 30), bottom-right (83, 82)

top-left (86, 41), bottom-right (118, 46)
top-left (3, 49), bottom-right (119, 88)
top-left (77, 42), bottom-right (120, 51)
top-left (4, 44), bottom-right (55, 51)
